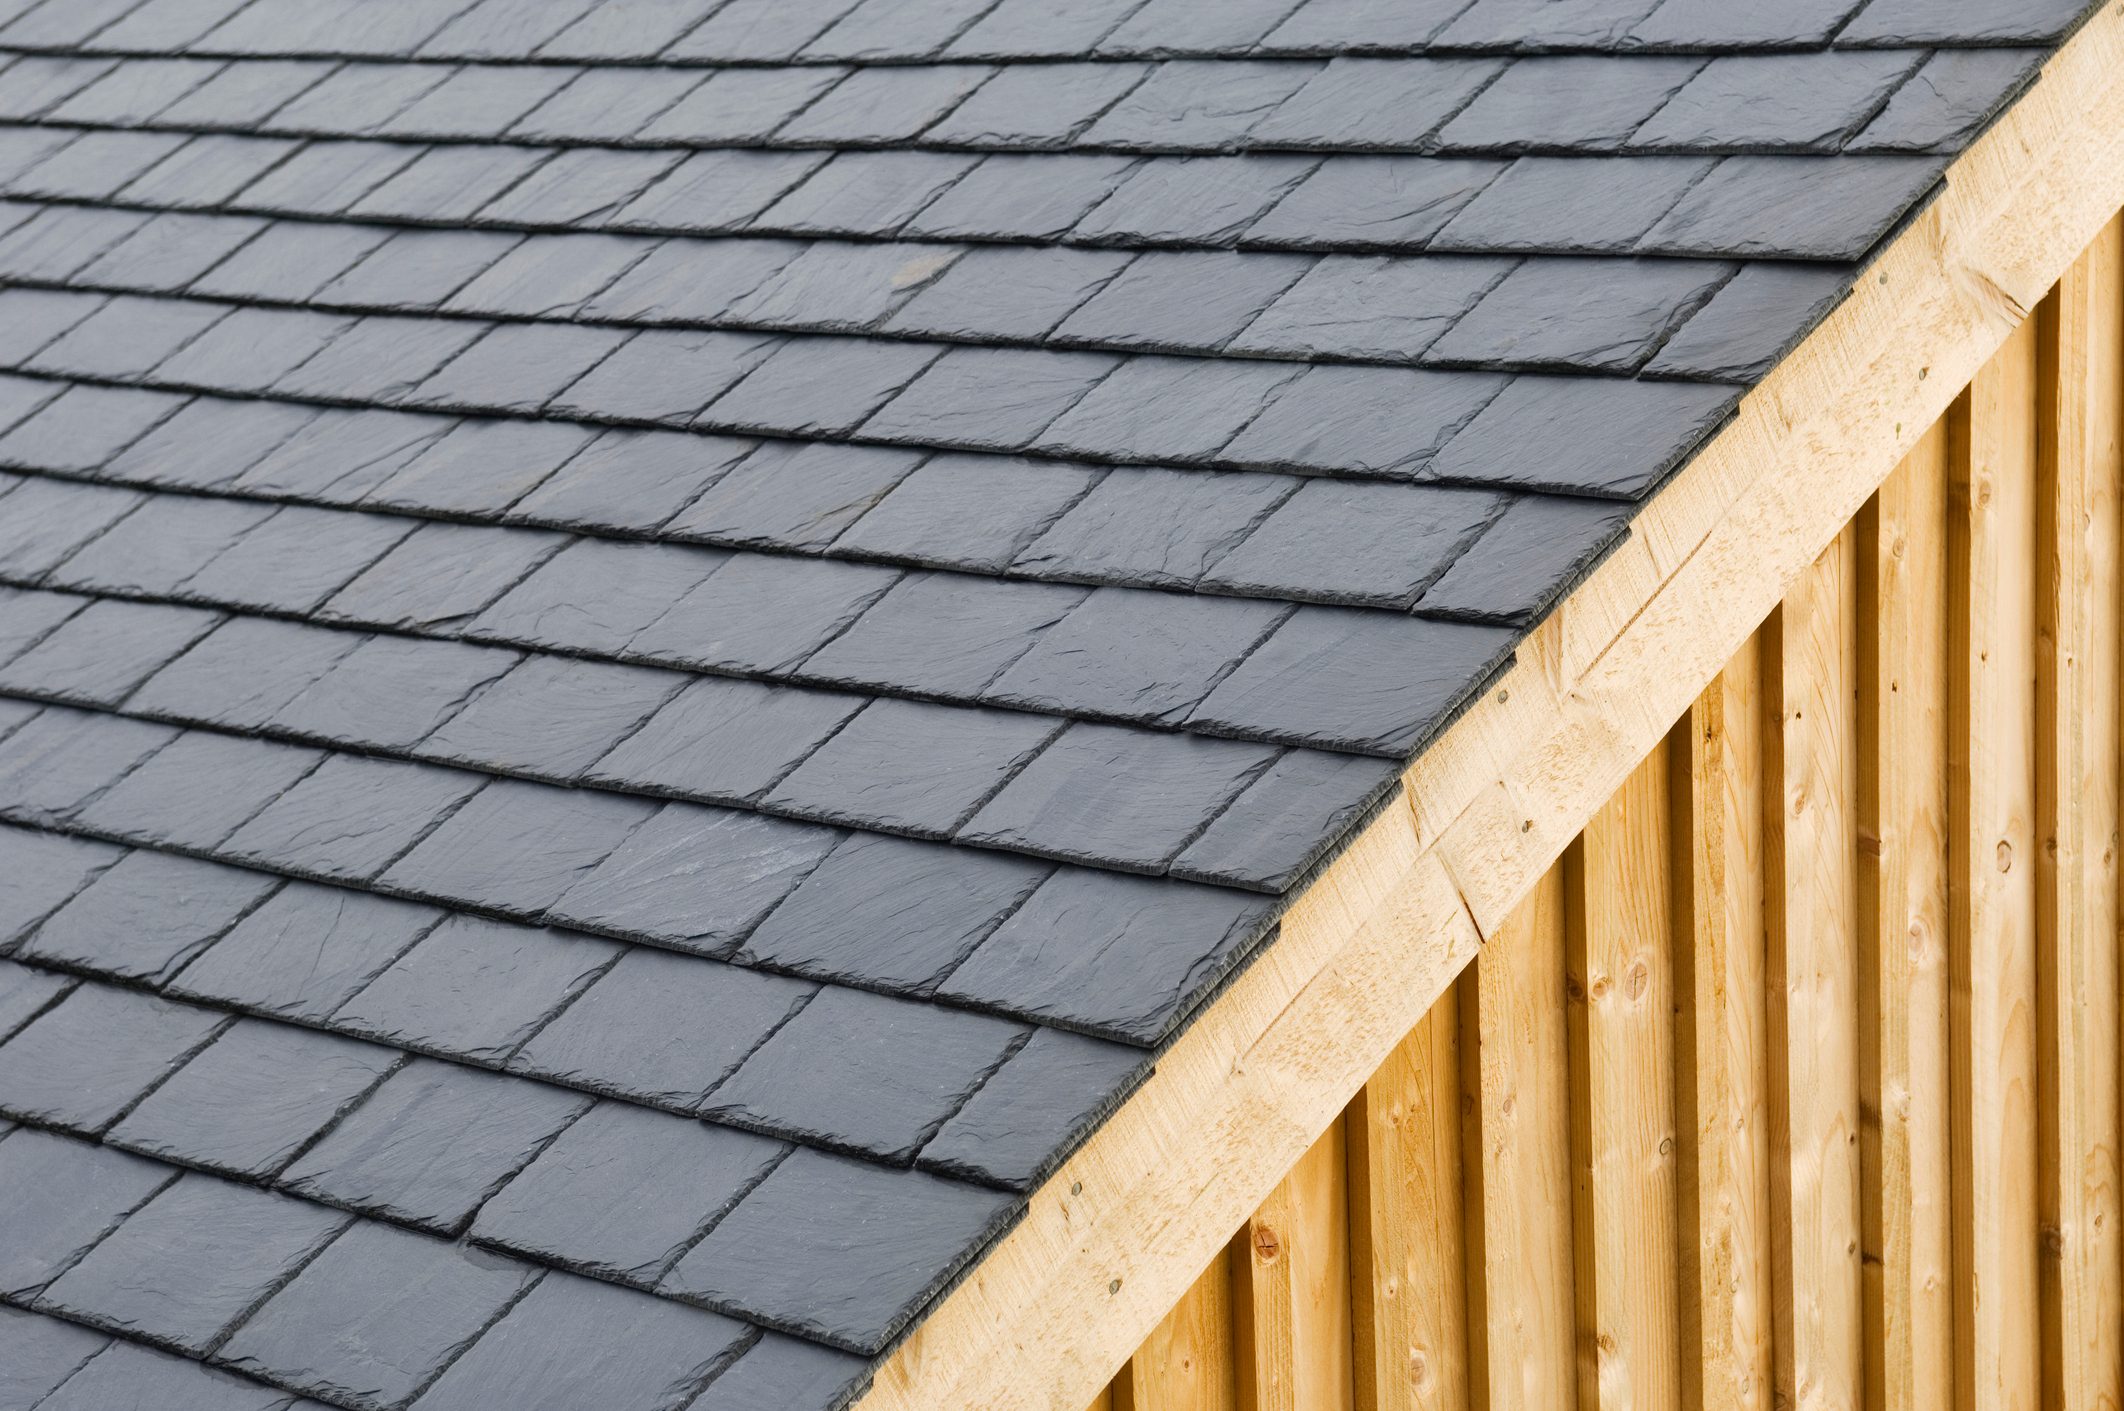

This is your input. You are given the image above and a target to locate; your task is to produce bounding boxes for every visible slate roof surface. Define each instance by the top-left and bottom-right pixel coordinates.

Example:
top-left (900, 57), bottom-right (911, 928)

top-left (0, 0), bottom-right (2097, 1405)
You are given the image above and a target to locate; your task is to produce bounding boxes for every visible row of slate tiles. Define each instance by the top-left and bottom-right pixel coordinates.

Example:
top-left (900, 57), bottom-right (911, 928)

top-left (0, 697), bottom-right (1295, 1044)
top-left (0, 287), bottom-right (1751, 497)
top-left (0, 123), bottom-right (1957, 260)
top-left (0, 1127), bottom-right (883, 1406)
top-left (0, 818), bottom-right (1149, 1191)
top-left (0, 48), bottom-right (2036, 158)
top-left (0, 204), bottom-right (1855, 382)
top-left (0, 459), bottom-right (1532, 763)
top-left (0, 0), bottom-right (2097, 64)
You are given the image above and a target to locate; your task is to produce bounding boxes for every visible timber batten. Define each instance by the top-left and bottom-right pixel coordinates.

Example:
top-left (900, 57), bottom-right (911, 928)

top-left (854, 6), bottom-right (2124, 1409)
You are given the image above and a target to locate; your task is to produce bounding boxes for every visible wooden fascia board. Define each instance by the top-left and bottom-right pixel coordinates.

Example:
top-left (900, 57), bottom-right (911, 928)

top-left (854, 7), bottom-right (2124, 1407)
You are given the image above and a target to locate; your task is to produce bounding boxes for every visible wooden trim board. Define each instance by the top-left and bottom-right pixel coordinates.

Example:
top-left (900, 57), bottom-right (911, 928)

top-left (852, 8), bottom-right (2124, 1408)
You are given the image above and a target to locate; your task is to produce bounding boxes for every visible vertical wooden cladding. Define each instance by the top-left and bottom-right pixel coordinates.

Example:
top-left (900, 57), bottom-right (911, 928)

top-left (1091, 217), bottom-right (2124, 1411)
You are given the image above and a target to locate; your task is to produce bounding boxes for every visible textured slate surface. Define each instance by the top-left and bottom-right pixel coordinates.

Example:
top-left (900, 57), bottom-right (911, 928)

top-left (0, 0), bottom-right (2094, 1405)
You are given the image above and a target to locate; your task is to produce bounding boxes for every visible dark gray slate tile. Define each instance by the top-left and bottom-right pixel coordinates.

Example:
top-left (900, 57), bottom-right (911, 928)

top-left (1631, 51), bottom-right (1922, 153)
top-left (1173, 748), bottom-right (1402, 890)
top-left (0, 1127), bottom-right (171, 1299)
top-left (987, 587), bottom-right (1287, 724)
top-left (927, 61), bottom-right (1151, 146)
top-left (1221, 364), bottom-right (1505, 477)
top-left (106, 399), bottom-right (320, 493)
top-left (77, 211), bottom-right (265, 292)
top-left (668, 441), bottom-right (922, 552)
top-left (939, 866), bottom-right (1276, 1042)
top-left (267, 64), bottom-right (452, 135)
top-left (726, 240), bottom-right (960, 331)
top-left (553, 328), bottom-right (780, 426)
top-left (1036, 355), bottom-right (1302, 463)
top-left (168, 882), bottom-right (443, 1025)
top-left (804, 0), bottom-right (997, 58)
top-left (1441, 55), bottom-right (1700, 152)
top-left (272, 636), bottom-right (519, 752)
top-left (316, 230), bottom-right (522, 312)
top-left (0, 56), bottom-right (115, 120)
top-left (1189, 606), bottom-right (1516, 755)
top-left (883, 245), bottom-right (1131, 341)
top-left (408, 324), bottom-right (629, 416)
top-left (236, 142), bottom-right (423, 218)
top-left (38, 1339), bottom-right (301, 1411)
top-left (378, 779), bottom-right (656, 917)
top-left (1849, 48), bottom-right (2045, 154)
top-left (1419, 492), bottom-right (1633, 623)
top-left (283, 1058), bottom-right (589, 1235)
top-left (482, 145), bottom-right (679, 228)
top-left (183, 504), bottom-right (419, 616)
top-left (1644, 262), bottom-right (1851, 381)
top-left (190, 221), bottom-right (392, 302)
top-left (1627, 0), bottom-right (1861, 45)
top-left (129, 134), bottom-right (310, 211)
top-left (0, 707), bottom-right (176, 828)
top-left (1424, 375), bottom-right (1739, 497)
top-left (617, 149), bottom-right (835, 233)
top-left (514, 946), bottom-right (810, 1107)
top-left (778, 65), bottom-right (993, 143)
top-left (423, 0), bottom-right (599, 56)
top-left (666, 0), bottom-right (862, 61)
top-left (0, 288), bottom-right (98, 367)
top-left (109, 1019), bottom-right (398, 1179)
top-left (758, 151), bottom-right (982, 235)
top-left (73, 733), bottom-right (322, 851)
top-left (223, 1221), bottom-right (533, 1411)
top-left (365, 418), bottom-right (596, 516)
top-left (234, 409), bottom-right (459, 504)
top-left (1427, 256), bottom-right (1734, 372)
top-left (421, 654), bottom-right (685, 782)
top-left (628, 553), bottom-right (900, 675)
top-left (801, 571), bottom-right (1085, 697)
top-left (1081, 59), bottom-right (1317, 149)
top-left (961, 722), bottom-right (1278, 873)
top-left (0, 385), bottom-right (187, 474)
top-left (348, 145), bottom-right (553, 224)
top-left (1014, 465), bottom-right (1291, 588)
top-left (28, 295), bottom-right (227, 382)
top-left (512, 67), bottom-right (706, 142)
top-left (546, 802), bottom-right (838, 955)
top-left (1202, 480), bottom-right (1504, 608)
top-left (1431, 155), bottom-right (1713, 254)
top-left (689, 1333), bottom-right (871, 1411)
top-left (703, 337), bottom-right (941, 438)
top-left (0, 586), bottom-right (85, 672)
top-left (639, 68), bottom-right (846, 143)
top-left (270, 315), bottom-right (489, 405)
top-left (41, 1173), bottom-right (347, 1353)
top-left (739, 831), bottom-right (1049, 992)
top-left (1836, 0), bottom-right (2091, 44)
top-left (382, 65), bottom-right (577, 138)
top-left (707, 986), bottom-right (1023, 1164)
top-left (665, 1147), bottom-right (1016, 1354)
top-left (335, 913), bottom-right (619, 1063)
top-left (508, 429), bottom-right (753, 534)
top-left (541, 0), bottom-right (724, 57)
top-left (469, 539), bottom-right (726, 654)
top-left (764, 698), bottom-right (1063, 838)
top-left (1052, 250), bottom-right (1311, 351)
top-left (474, 1100), bottom-right (782, 1281)
top-left (587, 676), bottom-right (864, 805)
top-left (445, 232), bottom-right (656, 318)
top-left (0, 825), bottom-right (120, 951)
top-left (1230, 253), bottom-right (1508, 361)
top-left (0, 1304), bottom-right (108, 1408)
top-left (1436, 0), bottom-right (1663, 45)
top-left (15, 131), bottom-right (190, 203)
top-left (411, 1271), bottom-right (748, 1411)
top-left (0, 598), bottom-right (221, 708)
top-left (1077, 154), bottom-right (1318, 244)
top-left (1098, 0), bottom-right (1306, 53)
top-left (0, 957), bottom-right (69, 1039)
top-left (1253, 55), bottom-right (1502, 147)
top-left (323, 522), bottom-right (567, 632)
top-left (836, 453), bottom-right (1102, 573)
top-left (0, 207), bottom-right (152, 284)
top-left (920, 1026), bottom-right (1151, 1190)
top-left (947, 0), bottom-right (1144, 57)
top-left (131, 619), bottom-right (358, 731)
top-left (19, 848), bottom-right (279, 984)
top-left (1638, 154), bottom-right (1947, 260)
top-left (905, 153), bottom-right (1143, 240)
top-left (223, 755), bottom-right (487, 883)
top-left (1244, 156), bottom-right (1500, 249)
top-left (861, 346), bottom-right (1121, 452)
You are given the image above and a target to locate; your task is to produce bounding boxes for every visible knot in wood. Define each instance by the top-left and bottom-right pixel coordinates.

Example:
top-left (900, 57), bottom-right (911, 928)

top-left (1251, 1224), bottom-right (1282, 1262)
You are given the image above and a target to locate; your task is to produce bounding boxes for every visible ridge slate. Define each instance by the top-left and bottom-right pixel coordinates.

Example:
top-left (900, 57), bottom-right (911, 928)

top-left (0, 0), bottom-right (2094, 1406)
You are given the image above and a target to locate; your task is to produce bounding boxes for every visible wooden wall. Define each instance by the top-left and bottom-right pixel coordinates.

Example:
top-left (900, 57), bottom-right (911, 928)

top-left (1086, 217), bottom-right (2124, 1411)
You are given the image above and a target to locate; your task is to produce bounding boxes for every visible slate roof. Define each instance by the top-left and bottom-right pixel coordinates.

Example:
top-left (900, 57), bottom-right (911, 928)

top-left (0, 0), bottom-right (2099, 1406)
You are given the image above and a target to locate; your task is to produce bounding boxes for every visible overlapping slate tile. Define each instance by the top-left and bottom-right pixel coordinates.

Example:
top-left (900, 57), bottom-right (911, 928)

top-left (0, 1127), bottom-right (173, 1298)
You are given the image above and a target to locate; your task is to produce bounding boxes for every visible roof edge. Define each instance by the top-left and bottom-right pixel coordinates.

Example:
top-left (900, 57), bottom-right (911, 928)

top-left (855, 8), bottom-right (2124, 1404)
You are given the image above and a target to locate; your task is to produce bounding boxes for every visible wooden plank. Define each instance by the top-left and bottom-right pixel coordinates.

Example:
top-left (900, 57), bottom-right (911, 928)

top-left (1857, 426), bottom-right (1956, 1411)
top-left (1237, 1121), bottom-right (1353, 1411)
top-left (853, 18), bottom-right (2124, 1403)
top-left (1089, 1389), bottom-right (1116, 1411)
top-left (1673, 636), bottom-right (1775, 1411)
top-left (1116, 1248), bottom-right (1240, 1411)
top-left (1462, 867), bottom-right (1577, 1411)
top-left (1566, 740), bottom-right (1682, 1411)
top-left (1946, 319), bottom-right (2044, 1411)
top-left (1350, 995), bottom-right (1466, 1411)
top-left (2032, 216), bottom-right (2124, 1411)
top-left (1764, 529), bottom-right (1866, 1411)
